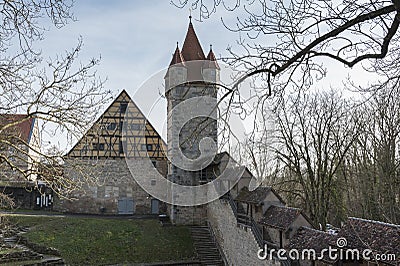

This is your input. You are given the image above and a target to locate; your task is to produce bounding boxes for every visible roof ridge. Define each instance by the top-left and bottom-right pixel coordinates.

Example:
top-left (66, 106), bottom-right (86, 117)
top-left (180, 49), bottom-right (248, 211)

top-left (348, 217), bottom-right (400, 228)
top-left (299, 226), bottom-right (332, 235)
top-left (270, 205), bottom-right (301, 211)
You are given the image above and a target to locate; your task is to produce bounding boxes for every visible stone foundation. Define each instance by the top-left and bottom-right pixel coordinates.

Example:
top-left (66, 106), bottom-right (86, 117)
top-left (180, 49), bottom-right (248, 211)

top-left (55, 158), bottom-right (167, 215)
top-left (169, 205), bottom-right (207, 225)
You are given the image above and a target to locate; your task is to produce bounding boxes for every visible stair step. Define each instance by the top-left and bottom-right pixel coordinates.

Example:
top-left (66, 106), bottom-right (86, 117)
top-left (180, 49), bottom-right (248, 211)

top-left (190, 226), bottom-right (224, 266)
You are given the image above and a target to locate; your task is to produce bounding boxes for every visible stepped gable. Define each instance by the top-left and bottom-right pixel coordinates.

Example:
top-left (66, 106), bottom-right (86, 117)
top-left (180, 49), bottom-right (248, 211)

top-left (286, 226), bottom-right (338, 263)
top-left (259, 205), bottom-right (303, 230)
top-left (335, 217), bottom-right (400, 265)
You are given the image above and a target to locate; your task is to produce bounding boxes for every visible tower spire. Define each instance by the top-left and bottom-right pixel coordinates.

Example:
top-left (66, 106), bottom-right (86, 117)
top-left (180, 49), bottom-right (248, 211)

top-left (205, 44), bottom-right (220, 69)
top-left (168, 42), bottom-right (184, 67)
top-left (181, 18), bottom-right (205, 61)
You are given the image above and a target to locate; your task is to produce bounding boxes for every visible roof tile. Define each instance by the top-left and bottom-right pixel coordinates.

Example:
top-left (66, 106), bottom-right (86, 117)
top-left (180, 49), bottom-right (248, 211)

top-left (286, 226), bottom-right (338, 263)
top-left (259, 205), bottom-right (302, 230)
top-left (336, 217), bottom-right (400, 265)
top-left (235, 186), bottom-right (272, 205)
top-left (181, 21), bottom-right (206, 62)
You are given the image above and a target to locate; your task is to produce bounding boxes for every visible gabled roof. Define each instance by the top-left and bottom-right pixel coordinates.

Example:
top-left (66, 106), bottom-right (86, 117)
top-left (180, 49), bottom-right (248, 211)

top-left (181, 20), bottom-right (206, 62)
top-left (235, 186), bottom-right (273, 205)
top-left (335, 217), bottom-right (400, 265)
top-left (259, 205), bottom-right (305, 230)
top-left (67, 89), bottom-right (167, 158)
top-left (286, 226), bottom-right (338, 263)
top-left (0, 114), bottom-right (35, 143)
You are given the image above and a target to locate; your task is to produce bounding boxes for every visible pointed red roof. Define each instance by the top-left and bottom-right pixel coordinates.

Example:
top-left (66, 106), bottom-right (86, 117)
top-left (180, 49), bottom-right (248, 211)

top-left (206, 46), bottom-right (217, 61)
top-left (168, 43), bottom-right (185, 67)
top-left (181, 21), bottom-right (206, 61)
top-left (205, 46), bottom-right (220, 69)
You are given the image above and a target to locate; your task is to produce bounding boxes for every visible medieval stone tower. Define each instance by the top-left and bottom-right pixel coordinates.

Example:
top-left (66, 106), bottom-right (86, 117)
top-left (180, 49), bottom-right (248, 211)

top-left (165, 17), bottom-right (220, 225)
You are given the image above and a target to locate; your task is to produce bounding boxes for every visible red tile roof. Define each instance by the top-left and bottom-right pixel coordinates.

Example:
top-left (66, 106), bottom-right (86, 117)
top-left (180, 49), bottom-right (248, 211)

top-left (168, 44), bottom-right (185, 67)
top-left (205, 46), bottom-right (220, 69)
top-left (0, 114), bottom-right (34, 143)
top-left (181, 21), bottom-right (206, 62)
top-left (166, 19), bottom-right (219, 81)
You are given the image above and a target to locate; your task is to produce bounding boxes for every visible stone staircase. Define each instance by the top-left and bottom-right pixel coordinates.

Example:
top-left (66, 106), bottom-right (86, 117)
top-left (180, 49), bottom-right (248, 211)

top-left (190, 226), bottom-right (224, 266)
top-left (1, 228), bottom-right (65, 265)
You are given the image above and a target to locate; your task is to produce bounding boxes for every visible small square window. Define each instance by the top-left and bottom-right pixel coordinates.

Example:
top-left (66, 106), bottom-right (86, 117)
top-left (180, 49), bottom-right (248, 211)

top-left (147, 144), bottom-right (153, 151)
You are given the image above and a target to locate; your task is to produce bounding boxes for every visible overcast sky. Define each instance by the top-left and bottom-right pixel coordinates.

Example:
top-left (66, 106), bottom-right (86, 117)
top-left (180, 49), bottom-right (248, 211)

top-left (40, 1), bottom-right (240, 148)
top-left (40, 1), bottom-right (369, 150)
top-left (42, 1), bottom-right (237, 93)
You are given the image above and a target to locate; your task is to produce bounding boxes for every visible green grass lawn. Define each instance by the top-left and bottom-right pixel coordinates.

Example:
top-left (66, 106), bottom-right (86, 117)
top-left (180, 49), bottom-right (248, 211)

top-left (6, 215), bottom-right (195, 265)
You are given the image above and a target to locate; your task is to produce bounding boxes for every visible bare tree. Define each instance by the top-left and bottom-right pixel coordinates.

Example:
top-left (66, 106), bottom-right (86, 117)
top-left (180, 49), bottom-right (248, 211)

top-left (0, 1), bottom-right (112, 202)
top-left (272, 90), bottom-right (360, 229)
top-left (174, 0), bottom-right (400, 227)
top-left (174, 0), bottom-right (400, 95)
top-left (344, 85), bottom-right (400, 224)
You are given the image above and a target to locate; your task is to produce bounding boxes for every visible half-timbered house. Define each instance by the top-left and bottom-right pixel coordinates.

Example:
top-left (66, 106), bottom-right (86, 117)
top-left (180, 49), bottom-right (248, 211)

top-left (56, 90), bottom-right (168, 215)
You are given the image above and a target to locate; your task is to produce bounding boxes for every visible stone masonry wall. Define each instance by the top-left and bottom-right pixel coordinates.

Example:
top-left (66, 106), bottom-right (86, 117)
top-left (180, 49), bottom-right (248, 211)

top-left (55, 158), bottom-right (167, 215)
top-left (167, 84), bottom-right (218, 224)
top-left (171, 205), bottom-right (207, 225)
top-left (207, 199), bottom-right (280, 266)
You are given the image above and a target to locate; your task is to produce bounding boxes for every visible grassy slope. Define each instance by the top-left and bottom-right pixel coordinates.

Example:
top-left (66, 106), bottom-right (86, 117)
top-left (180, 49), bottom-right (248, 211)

top-left (8, 215), bottom-right (195, 265)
